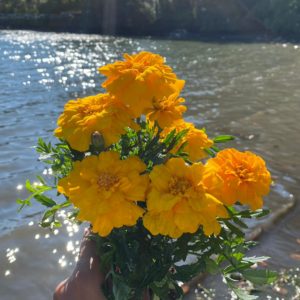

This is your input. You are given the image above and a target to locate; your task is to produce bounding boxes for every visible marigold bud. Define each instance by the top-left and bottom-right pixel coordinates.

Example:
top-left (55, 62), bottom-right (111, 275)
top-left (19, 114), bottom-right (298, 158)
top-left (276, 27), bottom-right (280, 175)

top-left (91, 131), bottom-right (105, 150)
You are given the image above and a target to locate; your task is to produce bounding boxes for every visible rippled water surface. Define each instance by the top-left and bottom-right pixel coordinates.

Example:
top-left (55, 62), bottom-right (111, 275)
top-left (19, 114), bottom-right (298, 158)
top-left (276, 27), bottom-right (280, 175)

top-left (0, 30), bottom-right (299, 299)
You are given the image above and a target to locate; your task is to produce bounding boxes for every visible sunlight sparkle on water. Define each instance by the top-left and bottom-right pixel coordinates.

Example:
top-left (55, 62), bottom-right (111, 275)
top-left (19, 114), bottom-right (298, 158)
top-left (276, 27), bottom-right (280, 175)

top-left (6, 248), bottom-right (19, 264)
top-left (58, 255), bottom-right (67, 268)
top-left (16, 184), bottom-right (23, 190)
top-left (66, 241), bottom-right (74, 252)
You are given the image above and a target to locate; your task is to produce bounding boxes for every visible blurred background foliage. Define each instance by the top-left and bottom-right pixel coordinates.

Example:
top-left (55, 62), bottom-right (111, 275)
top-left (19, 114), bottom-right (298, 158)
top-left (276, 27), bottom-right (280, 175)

top-left (0, 0), bottom-right (300, 36)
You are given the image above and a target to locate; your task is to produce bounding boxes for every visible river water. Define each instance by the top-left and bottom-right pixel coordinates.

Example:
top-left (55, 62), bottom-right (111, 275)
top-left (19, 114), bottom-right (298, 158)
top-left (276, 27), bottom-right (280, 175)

top-left (0, 30), bottom-right (299, 300)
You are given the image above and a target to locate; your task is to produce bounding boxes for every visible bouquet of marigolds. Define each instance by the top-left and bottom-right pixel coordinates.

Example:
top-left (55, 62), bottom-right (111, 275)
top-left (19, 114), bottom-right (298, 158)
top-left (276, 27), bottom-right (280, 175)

top-left (18, 51), bottom-right (277, 299)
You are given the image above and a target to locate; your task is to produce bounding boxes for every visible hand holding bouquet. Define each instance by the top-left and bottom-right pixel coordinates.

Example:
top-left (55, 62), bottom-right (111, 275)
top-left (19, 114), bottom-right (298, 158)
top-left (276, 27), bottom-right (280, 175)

top-left (19, 51), bottom-right (275, 299)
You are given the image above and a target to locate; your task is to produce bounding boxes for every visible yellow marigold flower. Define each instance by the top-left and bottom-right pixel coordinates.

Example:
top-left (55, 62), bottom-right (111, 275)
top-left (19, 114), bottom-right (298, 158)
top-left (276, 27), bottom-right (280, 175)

top-left (54, 93), bottom-right (137, 152)
top-left (143, 158), bottom-right (228, 238)
top-left (99, 51), bottom-right (185, 117)
top-left (145, 93), bottom-right (187, 128)
top-left (203, 148), bottom-right (272, 210)
top-left (161, 120), bottom-right (213, 161)
top-left (58, 151), bottom-right (149, 236)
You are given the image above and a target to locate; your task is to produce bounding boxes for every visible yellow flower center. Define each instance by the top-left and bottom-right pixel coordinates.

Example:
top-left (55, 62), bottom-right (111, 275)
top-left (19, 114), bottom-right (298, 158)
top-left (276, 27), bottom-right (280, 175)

top-left (152, 98), bottom-right (163, 110)
top-left (168, 177), bottom-right (191, 196)
top-left (97, 172), bottom-right (120, 190)
top-left (79, 104), bottom-right (102, 116)
top-left (230, 163), bottom-right (254, 182)
top-left (235, 165), bottom-right (248, 179)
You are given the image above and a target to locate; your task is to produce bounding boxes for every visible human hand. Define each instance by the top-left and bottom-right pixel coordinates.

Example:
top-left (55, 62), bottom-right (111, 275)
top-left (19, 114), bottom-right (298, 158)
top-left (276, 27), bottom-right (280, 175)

top-left (53, 228), bottom-right (190, 300)
top-left (53, 228), bottom-right (106, 300)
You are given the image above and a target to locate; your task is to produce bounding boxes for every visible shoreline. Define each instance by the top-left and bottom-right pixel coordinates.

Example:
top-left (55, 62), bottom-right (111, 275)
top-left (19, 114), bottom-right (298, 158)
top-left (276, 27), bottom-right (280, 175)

top-left (1, 14), bottom-right (300, 44)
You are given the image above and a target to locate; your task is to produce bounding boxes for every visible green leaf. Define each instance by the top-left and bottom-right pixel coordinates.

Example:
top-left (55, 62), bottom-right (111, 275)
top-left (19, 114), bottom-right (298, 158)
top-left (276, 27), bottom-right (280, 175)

top-left (205, 148), bottom-right (216, 157)
top-left (223, 261), bottom-right (252, 275)
top-left (242, 256), bottom-right (270, 264)
top-left (175, 141), bottom-right (188, 154)
top-left (172, 261), bottom-right (204, 282)
top-left (213, 135), bottom-right (235, 143)
top-left (241, 269), bottom-right (277, 285)
top-left (232, 216), bottom-right (249, 229)
top-left (175, 129), bottom-right (189, 142)
top-left (226, 278), bottom-right (258, 300)
top-left (25, 179), bottom-right (35, 193)
top-left (40, 201), bottom-right (70, 228)
top-left (169, 280), bottom-right (184, 299)
top-left (163, 129), bottom-right (176, 145)
top-left (36, 175), bottom-right (46, 185)
top-left (52, 221), bottom-right (62, 228)
top-left (232, 287), bottom-right (258, 300)
top-left (205, 258), bottom-right (219, 274)
top-left (150, 276), bottom-right (171, 299)
top-left (100, 250), bottom-right (114, 270)
top-left (34, 194), bottom-right (56, 207)
top-left (211, 145), bottom-right (220, 152)
top-left (252, 209), bottom-right (270, 218)
top-left (112, 275), bottom-right (132, 300)
top-left (232, 252), bottom-right (245, 262)
top-left (173, 234), bottom-right (192, 261)
top-left (16, 198), bottom-right (32, 211)
top-left (223, 220), bottom-right (245, 237)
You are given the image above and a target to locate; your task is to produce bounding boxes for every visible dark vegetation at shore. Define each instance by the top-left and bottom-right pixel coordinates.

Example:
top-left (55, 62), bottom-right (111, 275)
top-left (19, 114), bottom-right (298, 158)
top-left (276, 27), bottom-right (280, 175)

top-left (0, 0), bottom-right (300, 38)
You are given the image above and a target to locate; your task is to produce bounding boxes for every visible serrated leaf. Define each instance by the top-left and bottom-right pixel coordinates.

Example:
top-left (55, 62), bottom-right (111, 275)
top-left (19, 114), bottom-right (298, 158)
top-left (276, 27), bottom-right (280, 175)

top-left (241, 269), bottom-right (277, 285)
top-left (41, 208), bottom-right (57, 222)
top-left (224, 220), bottom-right (245, 237)
top-left (34, 194), bottom-right (56, 207)
top-left (253, 209), bottom-right (270, 218)
top-left (232, 217), bottom-right (249, 229)
top-left (226, 279), bottom-right (258, 300)
top-left (242, 256), bottom-right (270, 264)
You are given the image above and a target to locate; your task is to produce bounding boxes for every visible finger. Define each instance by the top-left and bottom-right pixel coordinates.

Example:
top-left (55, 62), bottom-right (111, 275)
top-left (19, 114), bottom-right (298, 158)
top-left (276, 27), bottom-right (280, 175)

top-left (72, 227), bottom-right (105, 284)
top-left (78, 227), bottom-right (98, 260)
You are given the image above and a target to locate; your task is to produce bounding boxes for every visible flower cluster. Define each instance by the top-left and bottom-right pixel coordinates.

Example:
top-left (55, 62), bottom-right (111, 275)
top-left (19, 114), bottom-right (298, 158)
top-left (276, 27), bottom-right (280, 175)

top-left (20, 51), bottom-right (276, 299)
top-left (54, 51), bottom-right (271, 238)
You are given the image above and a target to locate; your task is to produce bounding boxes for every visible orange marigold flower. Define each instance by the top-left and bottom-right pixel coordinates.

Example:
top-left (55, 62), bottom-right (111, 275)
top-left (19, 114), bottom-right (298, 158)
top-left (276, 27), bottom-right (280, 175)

top-left (145, 93), bottom-right (187, 128)
top-left (203, 148), bottom-right (272, 210)
top-left (54, 93), bottom-right (137, 152)
top-left (58, 151), bottom-right (149, 236)
top-left (161, 120), bottom-right (213, 161)
top-left (143, 158), bottom-right (228, 238)
top-left (99, 51), bottom-right (185, 117)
